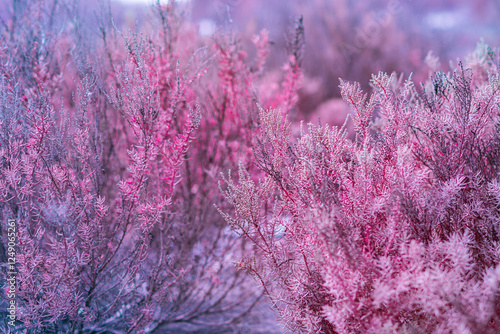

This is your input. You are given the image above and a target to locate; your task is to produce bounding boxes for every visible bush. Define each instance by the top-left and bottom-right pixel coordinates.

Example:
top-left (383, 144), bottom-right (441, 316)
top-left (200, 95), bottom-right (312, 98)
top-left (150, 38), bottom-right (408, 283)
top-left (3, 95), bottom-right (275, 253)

top-left (0, 1), bottom-right (299, 332)
top-left (221, 41), bottom-right (500, 333)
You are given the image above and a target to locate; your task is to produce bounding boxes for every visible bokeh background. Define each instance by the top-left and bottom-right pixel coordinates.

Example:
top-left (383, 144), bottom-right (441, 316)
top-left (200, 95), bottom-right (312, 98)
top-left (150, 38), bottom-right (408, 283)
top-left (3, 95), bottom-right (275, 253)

top-left (66, 0), bottom-right (500, 128)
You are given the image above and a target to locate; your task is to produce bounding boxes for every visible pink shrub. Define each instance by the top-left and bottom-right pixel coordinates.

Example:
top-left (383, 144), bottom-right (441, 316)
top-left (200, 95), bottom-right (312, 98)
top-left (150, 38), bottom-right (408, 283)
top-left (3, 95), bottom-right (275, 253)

top-left (220, 41), bottom-right (500, 333)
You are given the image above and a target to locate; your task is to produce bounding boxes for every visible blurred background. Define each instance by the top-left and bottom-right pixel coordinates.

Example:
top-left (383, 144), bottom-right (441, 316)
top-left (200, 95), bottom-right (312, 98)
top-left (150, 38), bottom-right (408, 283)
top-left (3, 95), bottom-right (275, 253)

top-left (2, 0), bottom-right (497, 125)
top-left (97, 0), bottom-right (500, 127)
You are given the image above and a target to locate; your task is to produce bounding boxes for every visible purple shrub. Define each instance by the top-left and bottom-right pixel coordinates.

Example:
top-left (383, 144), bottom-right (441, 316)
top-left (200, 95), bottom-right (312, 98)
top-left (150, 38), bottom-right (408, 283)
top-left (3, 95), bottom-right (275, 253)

top-left (0, 1), bottom-right (296, 332)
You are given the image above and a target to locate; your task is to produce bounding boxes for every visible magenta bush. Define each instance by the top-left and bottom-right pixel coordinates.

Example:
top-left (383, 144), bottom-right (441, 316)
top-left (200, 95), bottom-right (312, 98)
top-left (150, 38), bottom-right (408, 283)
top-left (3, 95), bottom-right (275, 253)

top-left (221, 42), bottom-right (500, 333)
top-left (0, 1), bottom-right (300, 332)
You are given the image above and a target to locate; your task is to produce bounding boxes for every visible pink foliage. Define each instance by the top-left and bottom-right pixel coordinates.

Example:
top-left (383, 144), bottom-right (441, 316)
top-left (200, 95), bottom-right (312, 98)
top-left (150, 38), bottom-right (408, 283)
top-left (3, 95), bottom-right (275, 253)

top-left (0, 1), bottom-right (299, 332)
top-left (2, 1), bottom-right (500, 333)
top-left (221, 41), bottom-right (500, 333)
